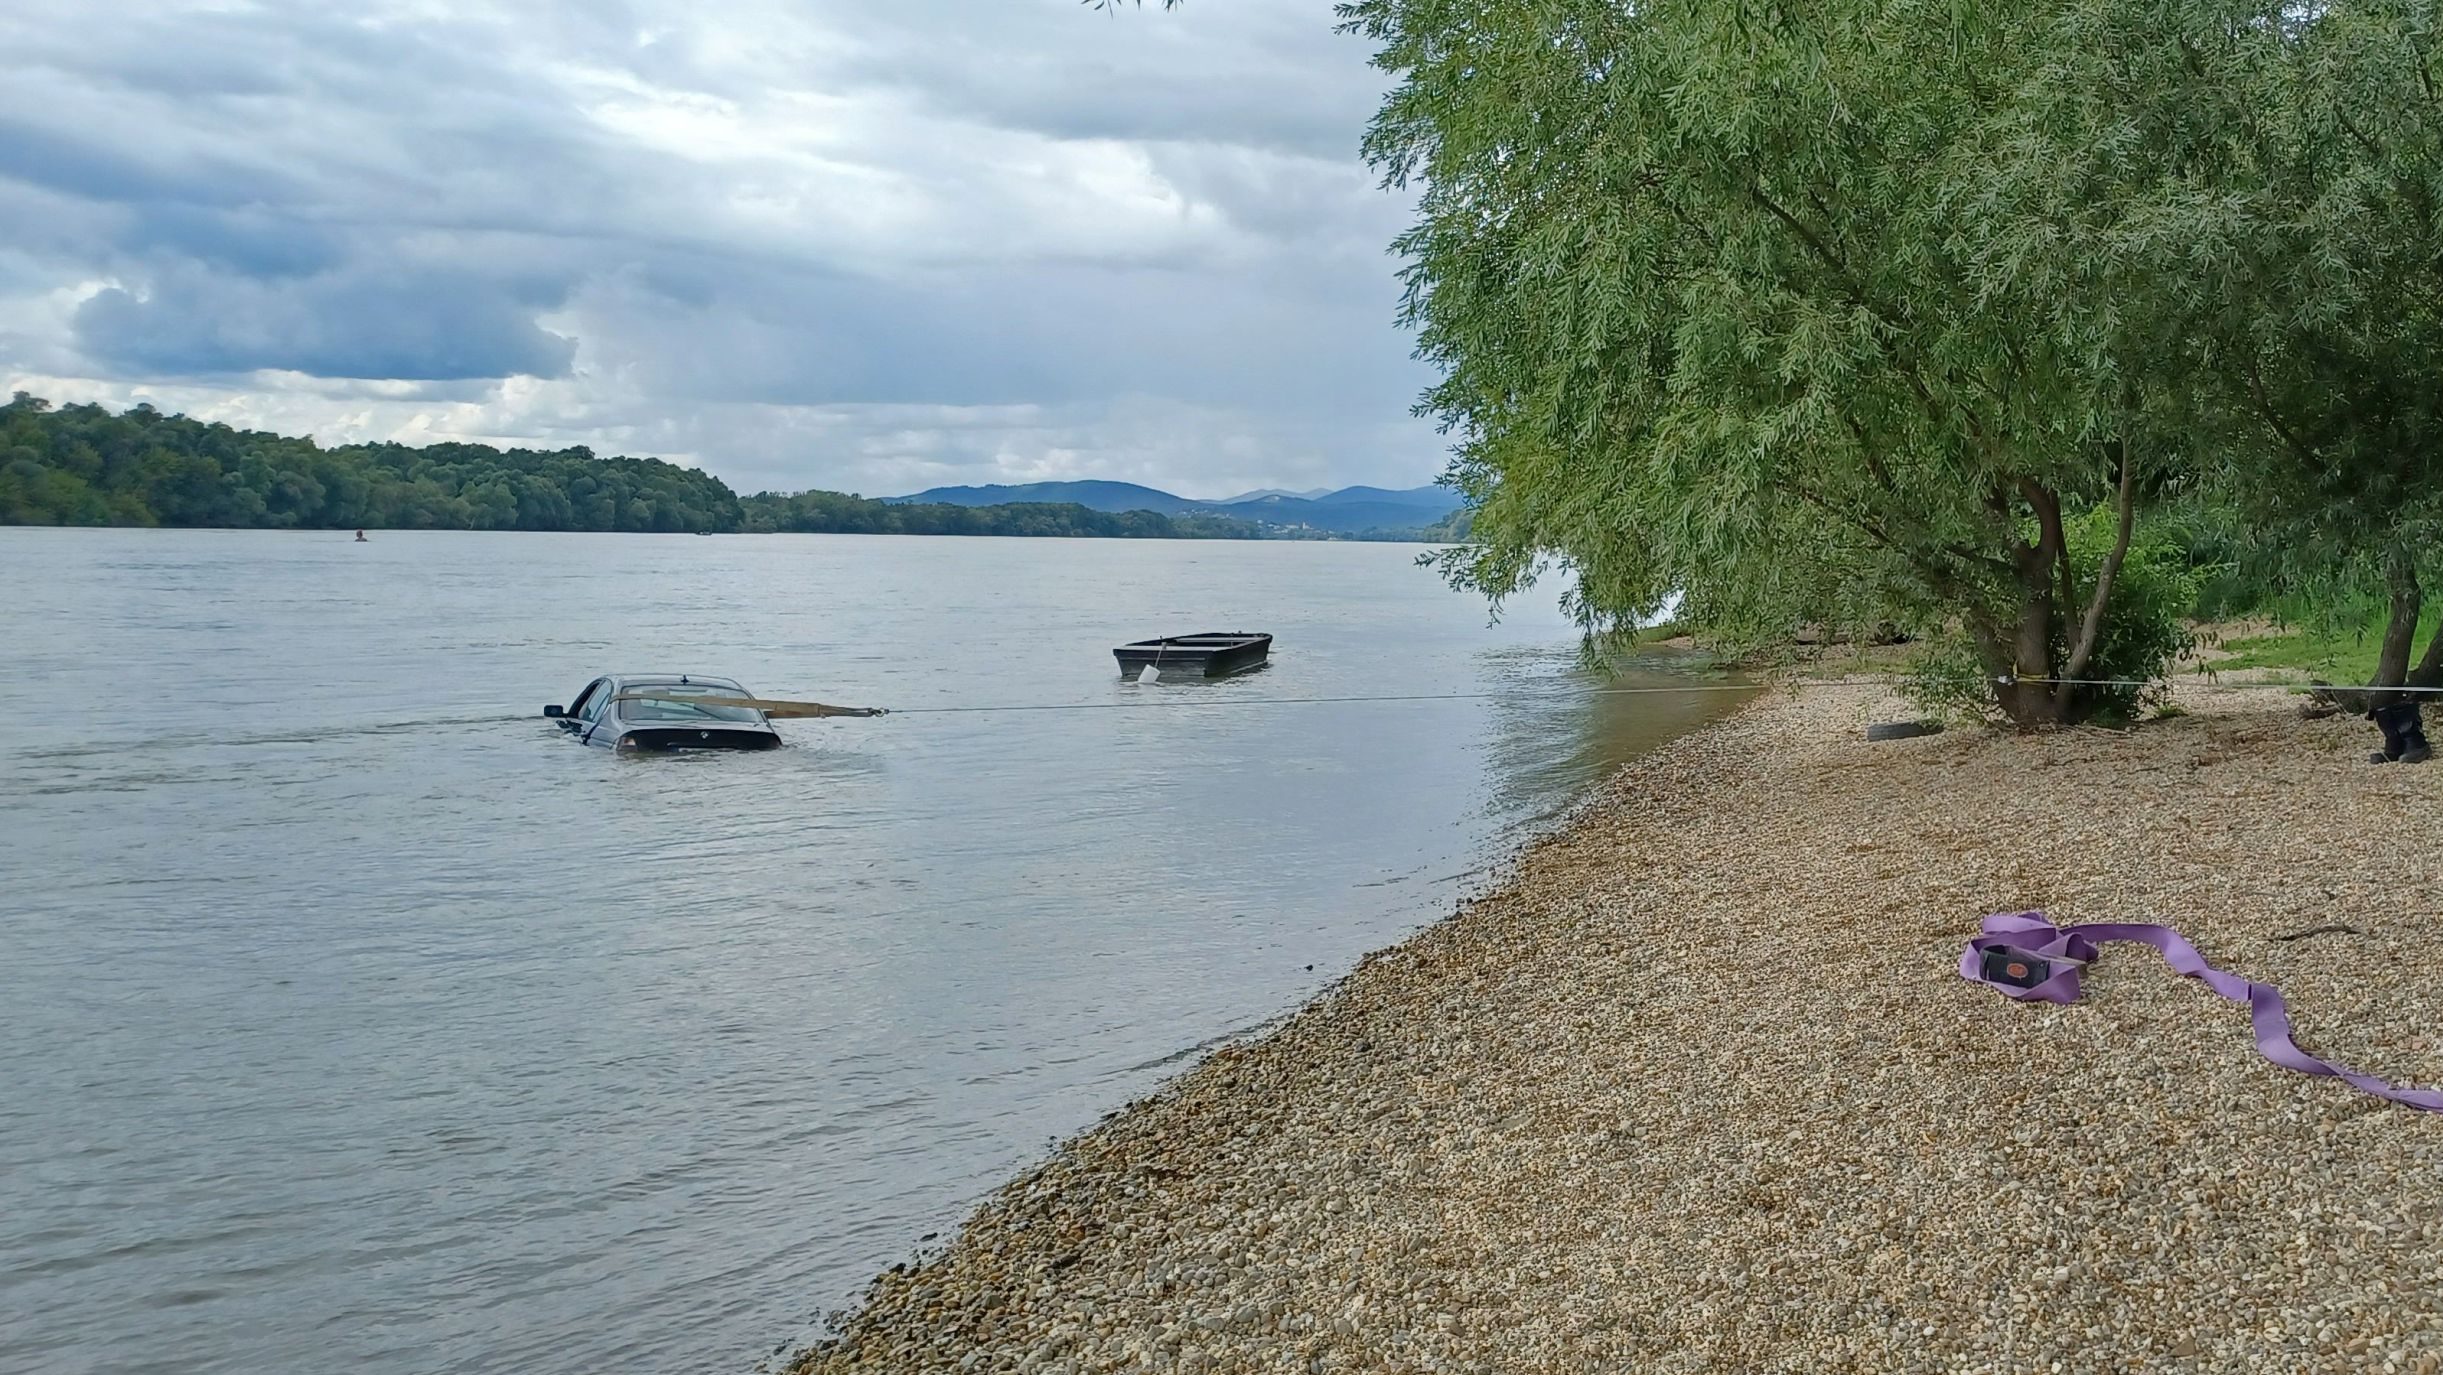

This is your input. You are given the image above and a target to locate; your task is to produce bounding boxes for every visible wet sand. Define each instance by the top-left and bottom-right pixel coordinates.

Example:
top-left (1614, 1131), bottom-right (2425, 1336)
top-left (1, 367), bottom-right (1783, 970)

top-left (788, 683), bottom-right (2443, 1374)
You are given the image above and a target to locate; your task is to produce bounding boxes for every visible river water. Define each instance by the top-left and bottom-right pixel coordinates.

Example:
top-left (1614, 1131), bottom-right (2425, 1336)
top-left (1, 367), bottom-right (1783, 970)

top-left (0, 530), bottom-right (1745, 1375)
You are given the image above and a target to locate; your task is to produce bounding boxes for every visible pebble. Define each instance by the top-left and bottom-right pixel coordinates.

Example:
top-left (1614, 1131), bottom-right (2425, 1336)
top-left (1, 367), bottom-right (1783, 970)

top-left (784, 686), bottom-right (2443, 1373)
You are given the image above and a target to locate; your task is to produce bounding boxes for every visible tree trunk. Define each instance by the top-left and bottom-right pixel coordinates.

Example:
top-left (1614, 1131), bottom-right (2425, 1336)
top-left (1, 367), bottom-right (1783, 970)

top-left (2417, 599), bottom-right (2443, 681)
top-left (1994, 485), bottom-right (2066, 728)
top-left (2375, 541), bottom-right (2421, 707)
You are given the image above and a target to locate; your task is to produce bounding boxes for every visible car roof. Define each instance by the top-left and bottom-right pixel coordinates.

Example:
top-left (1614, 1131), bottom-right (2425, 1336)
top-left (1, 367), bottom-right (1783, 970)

top-left (611, 674), bottom-right (746, 690)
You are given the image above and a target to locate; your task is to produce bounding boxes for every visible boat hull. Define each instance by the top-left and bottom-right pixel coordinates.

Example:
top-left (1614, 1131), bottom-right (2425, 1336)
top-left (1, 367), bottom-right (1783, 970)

top-left (1113, 632), bottom-right (1272, 678)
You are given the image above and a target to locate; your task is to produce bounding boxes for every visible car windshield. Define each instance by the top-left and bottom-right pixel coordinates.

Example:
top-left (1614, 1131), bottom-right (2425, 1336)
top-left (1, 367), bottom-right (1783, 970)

top-left (615, 684), bottom-right (763, 724)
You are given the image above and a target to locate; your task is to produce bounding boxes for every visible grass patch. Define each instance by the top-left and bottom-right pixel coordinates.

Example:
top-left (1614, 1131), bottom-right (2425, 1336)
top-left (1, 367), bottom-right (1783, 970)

top-left (2211, 606), bottom-right (2440, 683)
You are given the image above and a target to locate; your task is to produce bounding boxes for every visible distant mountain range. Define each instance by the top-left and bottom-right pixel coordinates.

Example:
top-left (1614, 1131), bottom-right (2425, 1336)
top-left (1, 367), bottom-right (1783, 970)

top-left (1219, 486), bottom-right (1334, 502)
top-left (886, 480), bottom-right (1463, 537)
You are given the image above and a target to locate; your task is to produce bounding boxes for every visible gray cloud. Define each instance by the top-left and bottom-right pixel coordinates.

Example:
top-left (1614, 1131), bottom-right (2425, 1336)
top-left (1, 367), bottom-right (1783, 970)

top-left (573, 243), bottom-right (1417, 416)
top-left (119, 206), bottom-right (347, 280)
top-left (74, 265), bottom-right (579, 381)
top-left (0, 0), bottom-right (1444, 495)
top-left (807, 4), bottom-right (1381, 161)
top-left (0, 117), bottom-right (299, 210)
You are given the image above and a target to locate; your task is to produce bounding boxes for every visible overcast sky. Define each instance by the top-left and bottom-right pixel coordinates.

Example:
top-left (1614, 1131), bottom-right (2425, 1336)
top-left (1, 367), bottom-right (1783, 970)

top-left (0, 0), bottom-right (1442, 499)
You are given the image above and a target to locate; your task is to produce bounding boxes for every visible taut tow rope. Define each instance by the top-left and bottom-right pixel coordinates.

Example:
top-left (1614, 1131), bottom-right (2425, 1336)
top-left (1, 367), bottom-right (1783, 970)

top-left (2002, 673), bottom-right (2443, 694)
top-left (886, 680), bottom-right (1789, 715)
top-left (631, 672), bottom-right (2431, 720)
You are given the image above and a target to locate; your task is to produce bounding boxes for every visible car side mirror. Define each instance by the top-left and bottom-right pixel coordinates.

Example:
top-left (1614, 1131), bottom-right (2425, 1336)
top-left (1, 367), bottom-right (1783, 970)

top-left (543, 704), bottom-right (565, 718)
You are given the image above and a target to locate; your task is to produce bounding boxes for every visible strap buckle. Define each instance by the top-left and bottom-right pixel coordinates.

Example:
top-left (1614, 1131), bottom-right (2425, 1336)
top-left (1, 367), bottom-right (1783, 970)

top-left (1978, 943), bottom-right (2088, 989)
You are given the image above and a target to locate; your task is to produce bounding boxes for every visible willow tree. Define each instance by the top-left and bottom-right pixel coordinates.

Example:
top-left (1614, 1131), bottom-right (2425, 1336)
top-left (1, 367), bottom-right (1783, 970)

top-left (1951, 0), bottom-right (2443, 706)
top-left (1344, 0), bottom-right (2246, 725)
top-left (2204, 1), bottom-right (2443, 696)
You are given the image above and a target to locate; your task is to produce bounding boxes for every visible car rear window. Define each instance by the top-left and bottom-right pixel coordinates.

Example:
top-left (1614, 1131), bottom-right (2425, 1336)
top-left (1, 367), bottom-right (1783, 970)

top-left (615, 685), bottom-right (763, 723)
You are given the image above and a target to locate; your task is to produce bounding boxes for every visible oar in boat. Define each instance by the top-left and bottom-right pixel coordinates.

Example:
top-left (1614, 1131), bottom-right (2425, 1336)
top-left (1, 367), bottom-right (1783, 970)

top-left (611, 692), bottom-right (887, 718)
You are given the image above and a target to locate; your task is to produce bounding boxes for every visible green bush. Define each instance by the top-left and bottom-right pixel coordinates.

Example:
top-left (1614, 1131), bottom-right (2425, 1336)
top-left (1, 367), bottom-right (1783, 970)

top-left (1898, 644), bottom-right (1995, 725)
top-left (2144, 491), bottom-right (2255, 620)
top-left (1902, 506), bottom-right (2199, 725)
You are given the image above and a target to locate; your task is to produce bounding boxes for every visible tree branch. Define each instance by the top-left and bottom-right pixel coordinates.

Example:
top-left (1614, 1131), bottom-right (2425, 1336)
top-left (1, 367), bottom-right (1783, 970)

top-left (2017, 477), bottom-right (2067, 563)
top-left (2062, 445), bottom-right (2137, 681)
top-left (1745, 182), bottom-right (2007, 453)
top-left (2048, 486), bottom-right (2079, 640)
top-left (1945, 542), bottom-right (2018, 577)
top-left (1843, 415), bottom-right (1899, 496)
top-left (2238, 351), bottom-right (2321, 467)
top-left (2403, 605), bottom-right (2443, 678)
top-left (1781, 480), bottom-right (1979, 591)
top-left (1830, 417), bottom-right (2015, 577)
top-left (2016, 477), bottom-right (2074, 658)
top-left (1748, 183), bottom-right (1853, 282)
top-left (2332, 104), bottom-right (2387, 161)
top-left (2420, 608), bottom-right (2443, 678)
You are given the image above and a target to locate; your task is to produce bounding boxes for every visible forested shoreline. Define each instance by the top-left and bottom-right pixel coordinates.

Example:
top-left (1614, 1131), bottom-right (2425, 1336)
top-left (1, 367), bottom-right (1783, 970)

top-left (0, 395), bottom-right (1440, 540)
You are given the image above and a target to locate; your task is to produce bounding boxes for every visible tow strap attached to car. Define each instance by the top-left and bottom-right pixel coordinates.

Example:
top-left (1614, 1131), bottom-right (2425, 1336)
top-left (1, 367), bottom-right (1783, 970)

top-left (1961, 910), bottom-right (2443, 1112)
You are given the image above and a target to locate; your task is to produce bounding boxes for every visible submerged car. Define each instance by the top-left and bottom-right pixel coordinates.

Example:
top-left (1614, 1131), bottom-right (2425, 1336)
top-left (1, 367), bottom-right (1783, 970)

top-left (544, 674), bottom-right (782, 752)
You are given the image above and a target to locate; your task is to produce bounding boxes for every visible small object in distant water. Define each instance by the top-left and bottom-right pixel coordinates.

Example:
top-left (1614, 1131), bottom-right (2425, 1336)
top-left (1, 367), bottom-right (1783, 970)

top-left (354, 529), bottom-right (367, 542)
top-left (1864, 720), bottom-right (1943, 742)
top-left (542, 673), bottom-right (884, 752)
top-left (2370, 701), bottom-right (2431, 765)
top-left (1113, 632), bottom-right (1272, 679)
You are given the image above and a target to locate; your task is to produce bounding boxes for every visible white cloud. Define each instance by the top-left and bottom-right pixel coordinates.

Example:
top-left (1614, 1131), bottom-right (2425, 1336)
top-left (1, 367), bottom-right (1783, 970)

top-left (0, 0), bottom-right (1447, 496)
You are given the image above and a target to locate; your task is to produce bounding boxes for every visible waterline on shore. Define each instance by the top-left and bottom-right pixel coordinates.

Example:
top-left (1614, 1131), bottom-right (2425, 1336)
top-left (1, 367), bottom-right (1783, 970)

top-left (787, 682), bottom-right (2443, 1374)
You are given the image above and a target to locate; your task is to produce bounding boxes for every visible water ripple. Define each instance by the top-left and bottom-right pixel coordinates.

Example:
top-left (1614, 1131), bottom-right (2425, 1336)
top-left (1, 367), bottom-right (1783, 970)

top-left (0, 529), bottom-right (1743, 1375)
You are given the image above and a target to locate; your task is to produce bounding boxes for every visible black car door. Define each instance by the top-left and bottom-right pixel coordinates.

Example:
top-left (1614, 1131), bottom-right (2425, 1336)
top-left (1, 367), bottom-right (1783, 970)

top-left (569, 678), bottom-right (610, 742)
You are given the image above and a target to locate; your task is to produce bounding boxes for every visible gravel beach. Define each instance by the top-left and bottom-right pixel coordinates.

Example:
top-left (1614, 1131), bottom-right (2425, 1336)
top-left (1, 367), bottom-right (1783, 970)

top-left (787, 684), bottom-right (2443, 1375)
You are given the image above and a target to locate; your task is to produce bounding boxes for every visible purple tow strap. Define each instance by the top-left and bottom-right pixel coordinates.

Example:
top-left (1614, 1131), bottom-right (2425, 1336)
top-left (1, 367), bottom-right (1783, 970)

top-left (1961, 910), bottom-right (2443, 1113)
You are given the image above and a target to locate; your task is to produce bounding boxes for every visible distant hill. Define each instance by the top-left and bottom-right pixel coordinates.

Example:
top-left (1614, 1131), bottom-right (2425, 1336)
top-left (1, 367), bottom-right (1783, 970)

top-left (1309, 485), bottom-right (1462, 511)
top-left (1218, 486), bottom-right (1336, 503)
top-left (888, 480), bottom-right (1208, 516)
top-left (1208, 492), bottom-right (1460, 534)
top-left (886, 480), bottom-right (1462, 536)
